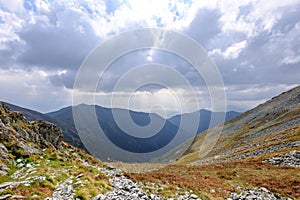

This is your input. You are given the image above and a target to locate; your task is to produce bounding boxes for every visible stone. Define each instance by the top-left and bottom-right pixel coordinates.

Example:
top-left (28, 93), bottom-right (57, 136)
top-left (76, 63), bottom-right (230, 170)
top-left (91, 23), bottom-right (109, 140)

top-left (30, 120), bottom-right (63, 149)
top-left (230, 187), bottom-right (286, 200)
top-left (0, 163), bottom-right (9, 176)
top-left (264, 150), bottom-right (300, 167)
top-left (190, 194), bottom-right (198, 199)
top-left (0, 194), bottom-right (12, 200)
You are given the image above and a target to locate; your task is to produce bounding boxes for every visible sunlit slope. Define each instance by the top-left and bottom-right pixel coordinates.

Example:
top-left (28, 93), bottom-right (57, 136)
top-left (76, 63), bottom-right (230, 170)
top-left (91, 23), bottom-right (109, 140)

top-left (160, 86), bottom-right (300, 164)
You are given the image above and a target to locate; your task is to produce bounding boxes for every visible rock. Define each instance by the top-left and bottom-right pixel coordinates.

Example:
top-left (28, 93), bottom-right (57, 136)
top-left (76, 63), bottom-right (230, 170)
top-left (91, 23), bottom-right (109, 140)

top-left (264, 150), bottom-right (300, 167)
top-left (0, 181), bottom-right (30, 189)
top-left (0, 163), bottom-right (9, 175)
top-left (76, 173), bottom-right (84, 179)
top-left (189, 194), bottom-right (198, 199)
top-left (230, 187), bottom-right (287, 200)
top-left (73, 181), bottom-right (83, 188)
top-left (30, 120), bottom-right (63, 149)
top-left (46, 178), bottom-right (75, 200)
top-left (14, 141), bottom-right (42, 155)
top-left (0, 194), bottom-right (12, 200)
top-left (91, 166), bottom-right (161, 200)
top-left (0, 143), bottom-right (10, 162)
top-left (0, 102), bottom-right (64, 164)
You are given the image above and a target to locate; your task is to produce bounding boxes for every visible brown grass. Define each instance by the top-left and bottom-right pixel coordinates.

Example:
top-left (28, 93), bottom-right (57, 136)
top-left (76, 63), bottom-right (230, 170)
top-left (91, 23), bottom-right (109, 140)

top-left (126, 164), bottom-right (231, 198)
top-left (126, 159), bottom-right (300, 199)
top-left (13, 184), bottom-right (53, 198)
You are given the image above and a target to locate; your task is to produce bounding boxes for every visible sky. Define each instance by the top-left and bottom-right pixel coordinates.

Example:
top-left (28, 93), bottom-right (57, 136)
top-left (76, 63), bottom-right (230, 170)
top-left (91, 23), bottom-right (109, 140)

top-left (0, 0), bottom-right (299, 117)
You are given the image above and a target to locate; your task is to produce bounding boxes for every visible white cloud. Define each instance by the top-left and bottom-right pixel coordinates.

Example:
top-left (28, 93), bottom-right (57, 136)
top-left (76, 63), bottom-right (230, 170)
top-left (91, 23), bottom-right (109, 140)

top-left (208, 40), bottom-right (247, 59)
top-left (0, 9), bottom-right (24, 48)
top-left (0, 68), bottom-right (72, 112)
top-left (223, 40), bottom-right (247, 59)
top-left (282, 55), bottom-right (300, 65)
top-left (0, 0), bottom-right (24, 13)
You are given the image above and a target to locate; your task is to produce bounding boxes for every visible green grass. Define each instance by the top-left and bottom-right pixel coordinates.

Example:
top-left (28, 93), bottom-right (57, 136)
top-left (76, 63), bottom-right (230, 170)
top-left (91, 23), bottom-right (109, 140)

top-left (0, 145), bottom-right (110, 199)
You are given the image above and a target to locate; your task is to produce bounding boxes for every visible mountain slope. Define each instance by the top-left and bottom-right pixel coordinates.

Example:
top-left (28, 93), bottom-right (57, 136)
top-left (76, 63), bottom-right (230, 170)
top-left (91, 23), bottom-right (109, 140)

top-left (48, 104), bottom-right (189, 162)
top-left (156, 86), bottom-right (300, 164)
top-left (171, 86), bottom-right (300, 165)
top-left (47, 104), bottom-right (240, 163)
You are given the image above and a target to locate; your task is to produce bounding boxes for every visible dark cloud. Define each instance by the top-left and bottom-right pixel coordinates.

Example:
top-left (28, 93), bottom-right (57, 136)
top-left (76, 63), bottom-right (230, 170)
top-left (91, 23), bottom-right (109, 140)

top-left (16, 8), bottom-right (100, 70)
top-left (183, 8), bottom-right (222, 47)
top-left (48, 70), bottom-right (76, 89)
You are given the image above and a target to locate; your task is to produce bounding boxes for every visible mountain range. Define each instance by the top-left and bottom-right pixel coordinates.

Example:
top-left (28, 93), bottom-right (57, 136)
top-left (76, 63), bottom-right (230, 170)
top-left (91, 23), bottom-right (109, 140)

top-left (2, 102), bottom-right (240, 162)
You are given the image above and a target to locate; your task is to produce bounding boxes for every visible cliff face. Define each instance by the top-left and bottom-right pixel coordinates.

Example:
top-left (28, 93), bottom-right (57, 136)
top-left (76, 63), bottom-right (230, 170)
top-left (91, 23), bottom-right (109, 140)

top-left (0, 102), bottom-right (63, 174)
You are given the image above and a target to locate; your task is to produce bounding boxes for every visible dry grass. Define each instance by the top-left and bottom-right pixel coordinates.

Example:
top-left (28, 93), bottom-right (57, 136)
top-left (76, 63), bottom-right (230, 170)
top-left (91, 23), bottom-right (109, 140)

top-left (126, 164), bottom-right (231, 198)
top-left (126, 159), bottom-right (300, 199)
top-left (107, 162), bottom-right (167, 173)
top-left (12, 184), bottom-right (53, 198)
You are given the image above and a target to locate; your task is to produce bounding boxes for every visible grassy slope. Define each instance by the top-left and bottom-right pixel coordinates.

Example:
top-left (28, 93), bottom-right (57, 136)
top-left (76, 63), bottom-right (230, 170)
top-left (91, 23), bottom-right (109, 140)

top-left (0, 143), bottom-right (111, 199)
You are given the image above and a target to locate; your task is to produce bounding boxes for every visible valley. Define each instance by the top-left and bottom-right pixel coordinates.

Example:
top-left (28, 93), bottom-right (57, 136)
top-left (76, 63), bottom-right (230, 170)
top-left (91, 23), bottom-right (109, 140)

top-left (0, 86), bottom-right (299, 199)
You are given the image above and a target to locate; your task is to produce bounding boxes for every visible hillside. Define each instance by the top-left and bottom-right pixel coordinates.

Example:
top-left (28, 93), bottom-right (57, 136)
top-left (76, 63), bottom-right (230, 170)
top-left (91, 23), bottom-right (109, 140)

top-left (154, 86), bottom-right (300, 164)
top-left (174, 85), bottom-right (300, 165)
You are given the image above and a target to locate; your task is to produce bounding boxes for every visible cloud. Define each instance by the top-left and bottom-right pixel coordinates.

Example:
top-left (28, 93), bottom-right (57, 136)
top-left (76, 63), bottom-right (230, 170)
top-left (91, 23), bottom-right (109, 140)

top-left (209, 40), bottom-right (248, 59)
top-left (0, 68), bottom-right (72, 112)
top-left (16, 4), bottom-right (100, 70)
top-left (0, 0), bottom-right (299, 115)
top-left (183, 7), bottom-right (221, 47)
top-left (225, 83), bottom-right (299, 111)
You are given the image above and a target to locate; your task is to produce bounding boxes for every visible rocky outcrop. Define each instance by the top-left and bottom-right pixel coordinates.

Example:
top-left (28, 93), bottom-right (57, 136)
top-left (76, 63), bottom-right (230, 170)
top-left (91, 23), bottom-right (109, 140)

top-left (31, 120), bottom-right (63, 148)
top-left (229, 187), bottom-right (291, 200)
top-left (0, 102), bottom-right (63, 175)
top-left (264, 150), bottom-right (300, 167)
top-left (0, 102), bottom-right (63, 149)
